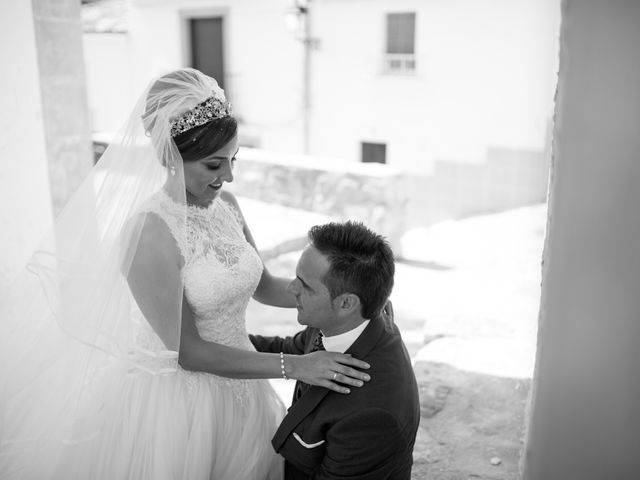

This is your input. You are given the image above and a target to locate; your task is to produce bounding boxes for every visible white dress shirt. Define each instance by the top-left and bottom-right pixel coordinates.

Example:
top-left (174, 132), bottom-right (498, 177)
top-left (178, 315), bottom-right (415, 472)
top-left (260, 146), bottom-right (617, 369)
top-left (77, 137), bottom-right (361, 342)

top-left (321, 320), bottom-right (370, 353)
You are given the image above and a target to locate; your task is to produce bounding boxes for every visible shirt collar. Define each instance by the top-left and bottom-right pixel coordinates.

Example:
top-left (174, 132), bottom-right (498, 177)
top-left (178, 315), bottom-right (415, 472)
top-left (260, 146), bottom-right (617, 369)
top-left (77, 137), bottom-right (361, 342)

top-left (321, 320), bottom-right (370, 354)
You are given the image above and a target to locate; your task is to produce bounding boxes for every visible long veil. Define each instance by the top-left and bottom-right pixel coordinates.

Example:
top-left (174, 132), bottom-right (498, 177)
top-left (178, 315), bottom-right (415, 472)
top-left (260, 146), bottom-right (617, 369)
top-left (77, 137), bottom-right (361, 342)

top-left (0, 68), bottom-right (220, 478)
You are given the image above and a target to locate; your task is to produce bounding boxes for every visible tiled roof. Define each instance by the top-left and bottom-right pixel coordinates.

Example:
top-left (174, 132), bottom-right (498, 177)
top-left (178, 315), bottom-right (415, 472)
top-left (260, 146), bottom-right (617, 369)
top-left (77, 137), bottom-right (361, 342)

top-left (82, 0), bottom-right (128, 33)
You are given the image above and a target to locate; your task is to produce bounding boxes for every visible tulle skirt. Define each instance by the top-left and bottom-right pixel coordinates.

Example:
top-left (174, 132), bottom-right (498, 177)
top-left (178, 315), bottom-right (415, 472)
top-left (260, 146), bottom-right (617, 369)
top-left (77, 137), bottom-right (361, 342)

top-left (1, 355), bottom-right (285, 480)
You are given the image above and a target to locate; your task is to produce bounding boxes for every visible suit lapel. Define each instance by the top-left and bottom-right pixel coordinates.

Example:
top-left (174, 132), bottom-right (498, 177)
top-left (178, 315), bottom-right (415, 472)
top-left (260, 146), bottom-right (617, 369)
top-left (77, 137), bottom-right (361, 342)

top-left (272, 318), bottom-right (387, 452)
top-left (344, 316), bottom-right (386, 359)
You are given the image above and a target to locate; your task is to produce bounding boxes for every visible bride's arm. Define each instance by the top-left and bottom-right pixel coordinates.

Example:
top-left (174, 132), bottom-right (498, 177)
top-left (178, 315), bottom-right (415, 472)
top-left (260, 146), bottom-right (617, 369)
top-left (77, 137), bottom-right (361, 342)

top-left (253, 269), bottom-right (296, 307)
top-left (125, 211), bottom-right (185, 350)
top-left (128, 198), bottom-right (370, 392)
top-left (221, 191), bottom-right (296, 308)
top-left (178, 295), bottom-right (369, 393)
top-left (127, 212), bottom-right (369, 392)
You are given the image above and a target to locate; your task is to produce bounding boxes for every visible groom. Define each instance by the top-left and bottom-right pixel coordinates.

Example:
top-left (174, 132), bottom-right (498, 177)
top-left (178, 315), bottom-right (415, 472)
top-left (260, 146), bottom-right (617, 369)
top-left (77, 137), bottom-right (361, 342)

top-left (250, 221), bottom-right (420, 479)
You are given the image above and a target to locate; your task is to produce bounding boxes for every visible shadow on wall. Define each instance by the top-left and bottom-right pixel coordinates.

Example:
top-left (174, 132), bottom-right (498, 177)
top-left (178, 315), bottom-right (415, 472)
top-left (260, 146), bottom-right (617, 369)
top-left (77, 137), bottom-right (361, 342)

top-left (405, 146), bottom-right (550, 229)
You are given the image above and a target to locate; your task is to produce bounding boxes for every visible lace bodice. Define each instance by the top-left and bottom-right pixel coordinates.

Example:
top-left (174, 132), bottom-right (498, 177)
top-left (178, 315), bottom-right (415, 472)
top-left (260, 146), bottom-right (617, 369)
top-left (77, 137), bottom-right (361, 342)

top-left (147, 191), bottom-right (263, 351)
top-left (124, 191), bottom-right (266, 403)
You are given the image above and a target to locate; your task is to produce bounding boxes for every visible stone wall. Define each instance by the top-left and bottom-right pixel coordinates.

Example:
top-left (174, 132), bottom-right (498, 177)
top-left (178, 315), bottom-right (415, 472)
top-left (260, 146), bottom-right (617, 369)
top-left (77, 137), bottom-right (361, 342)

top-left (228, 149), bottom-right (409, 253)
top-left (228, 146), bottom-right (549, 251)
top-left (91, 140), bottom-right (548, 258)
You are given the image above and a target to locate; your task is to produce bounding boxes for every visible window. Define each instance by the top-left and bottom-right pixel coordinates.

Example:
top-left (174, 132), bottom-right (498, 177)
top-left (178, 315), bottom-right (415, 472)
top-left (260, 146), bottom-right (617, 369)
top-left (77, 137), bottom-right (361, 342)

top-left (384, 12), bottom-right (416, 74)
top-left (362, 142), bottom-right (387, 164)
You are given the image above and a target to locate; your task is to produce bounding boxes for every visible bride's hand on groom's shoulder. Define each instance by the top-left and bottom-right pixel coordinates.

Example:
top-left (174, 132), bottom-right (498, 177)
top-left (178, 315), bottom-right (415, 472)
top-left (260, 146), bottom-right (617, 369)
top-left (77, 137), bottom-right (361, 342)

top-left (290, 352), bottom-right (371, 394)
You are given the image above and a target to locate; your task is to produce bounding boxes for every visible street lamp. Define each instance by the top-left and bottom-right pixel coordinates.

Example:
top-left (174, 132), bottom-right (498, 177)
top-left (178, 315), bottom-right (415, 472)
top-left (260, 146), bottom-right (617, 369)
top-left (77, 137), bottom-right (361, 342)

top-left (285, 0), bottom-right (319, 155)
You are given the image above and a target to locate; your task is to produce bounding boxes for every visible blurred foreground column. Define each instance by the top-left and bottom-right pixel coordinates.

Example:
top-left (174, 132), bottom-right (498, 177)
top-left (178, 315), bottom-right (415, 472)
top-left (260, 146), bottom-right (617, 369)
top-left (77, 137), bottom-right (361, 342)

top-left (31, 0), bottom-right (93, 213)
top-left (0, 2), bottom-right (53, 286)
top-left (523, 2), bottom-right (640, 479)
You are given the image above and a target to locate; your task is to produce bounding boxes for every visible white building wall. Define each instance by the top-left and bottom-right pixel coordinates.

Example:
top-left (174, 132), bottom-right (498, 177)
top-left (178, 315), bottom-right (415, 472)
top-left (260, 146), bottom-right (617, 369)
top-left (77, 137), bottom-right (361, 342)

top-left (127, 0), bottom-right (305, 151)
top-left (220, 0), bottom-right (304, 152)
top-left (85, 0), bottom-right (559, 228)
top-left (310, 0), bottom-right (559, 172)
top-left (83, 33), bottom-right (137, 133)
top-left (90, 0), bottom-right (558, 169)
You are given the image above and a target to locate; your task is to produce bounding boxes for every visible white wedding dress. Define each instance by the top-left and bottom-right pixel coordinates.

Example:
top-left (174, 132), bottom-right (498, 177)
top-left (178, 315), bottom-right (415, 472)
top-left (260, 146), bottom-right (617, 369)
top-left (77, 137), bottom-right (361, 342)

top-left (55, 191), bottom-right (285, 479)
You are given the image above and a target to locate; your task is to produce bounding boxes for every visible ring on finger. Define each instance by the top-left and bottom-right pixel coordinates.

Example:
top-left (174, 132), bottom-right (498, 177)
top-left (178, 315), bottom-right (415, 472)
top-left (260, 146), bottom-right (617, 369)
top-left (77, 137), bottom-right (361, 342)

top-left (332, 372), bottom-right (337, 381)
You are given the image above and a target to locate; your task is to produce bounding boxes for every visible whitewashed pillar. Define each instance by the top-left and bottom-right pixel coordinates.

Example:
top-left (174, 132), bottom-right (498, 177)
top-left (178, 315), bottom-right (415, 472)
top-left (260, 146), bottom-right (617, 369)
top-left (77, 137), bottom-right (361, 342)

top-left (523, 2), bottom-right (640, 479)
top-left (0, 2), bottom-right (53, 287)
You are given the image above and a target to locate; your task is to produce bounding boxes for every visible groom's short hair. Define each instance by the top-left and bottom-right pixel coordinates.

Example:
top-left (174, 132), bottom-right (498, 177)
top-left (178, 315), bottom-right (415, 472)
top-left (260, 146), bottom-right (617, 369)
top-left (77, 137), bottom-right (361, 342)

top-left (308, 221), bottom-right (394, 320)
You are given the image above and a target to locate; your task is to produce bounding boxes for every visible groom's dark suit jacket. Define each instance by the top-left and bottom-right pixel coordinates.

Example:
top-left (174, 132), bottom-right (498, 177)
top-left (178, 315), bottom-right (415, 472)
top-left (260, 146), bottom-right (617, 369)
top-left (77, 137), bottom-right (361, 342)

top-left (250, 316), bottom-right (420, 480)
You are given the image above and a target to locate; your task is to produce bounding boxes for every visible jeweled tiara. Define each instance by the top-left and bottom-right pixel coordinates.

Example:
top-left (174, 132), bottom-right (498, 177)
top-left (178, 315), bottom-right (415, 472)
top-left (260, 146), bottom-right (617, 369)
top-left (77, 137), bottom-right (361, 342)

top-left (169, 94), bottom-right (232, 137)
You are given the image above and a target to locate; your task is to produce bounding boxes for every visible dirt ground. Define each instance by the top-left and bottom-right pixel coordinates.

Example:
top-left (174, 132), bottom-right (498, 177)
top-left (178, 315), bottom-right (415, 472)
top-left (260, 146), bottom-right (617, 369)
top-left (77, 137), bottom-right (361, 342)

top-left (411, 361), bottom-right (530, 480)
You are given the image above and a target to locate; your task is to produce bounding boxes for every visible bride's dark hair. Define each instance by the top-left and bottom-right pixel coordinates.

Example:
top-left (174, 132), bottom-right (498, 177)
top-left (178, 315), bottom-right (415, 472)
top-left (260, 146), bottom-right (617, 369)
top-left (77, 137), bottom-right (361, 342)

top-left (142, 68), bottom-right (237, 164)
top-left (173, 116), bottom-right (238, 162)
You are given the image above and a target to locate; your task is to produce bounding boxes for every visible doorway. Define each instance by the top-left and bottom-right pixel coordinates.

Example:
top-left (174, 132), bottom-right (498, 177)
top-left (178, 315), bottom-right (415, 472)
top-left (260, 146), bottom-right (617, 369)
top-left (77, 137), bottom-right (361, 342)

top-left (189, 16), bottom-right (225, 89)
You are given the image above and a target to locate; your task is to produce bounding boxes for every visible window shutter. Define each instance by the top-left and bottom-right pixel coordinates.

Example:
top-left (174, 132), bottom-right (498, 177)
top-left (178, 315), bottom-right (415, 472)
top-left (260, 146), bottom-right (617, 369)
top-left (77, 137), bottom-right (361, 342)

top-left (386, 13), bottom-right (415, 54)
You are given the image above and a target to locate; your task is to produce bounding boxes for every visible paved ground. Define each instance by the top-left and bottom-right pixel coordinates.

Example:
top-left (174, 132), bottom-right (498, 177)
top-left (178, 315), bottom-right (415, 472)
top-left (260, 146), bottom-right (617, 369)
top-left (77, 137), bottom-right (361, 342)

top-left (241, 197), bottom-right (547, 480)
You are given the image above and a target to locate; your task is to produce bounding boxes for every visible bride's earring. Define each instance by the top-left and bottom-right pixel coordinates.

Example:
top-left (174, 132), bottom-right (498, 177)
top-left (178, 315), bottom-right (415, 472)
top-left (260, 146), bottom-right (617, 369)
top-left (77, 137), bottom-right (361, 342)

top-left (169, 164), bottom-right (176, 176)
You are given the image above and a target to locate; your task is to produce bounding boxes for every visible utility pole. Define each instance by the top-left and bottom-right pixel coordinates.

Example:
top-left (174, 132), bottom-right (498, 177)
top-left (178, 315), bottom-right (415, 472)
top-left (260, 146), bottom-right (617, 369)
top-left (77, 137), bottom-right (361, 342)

top-left (302, 1), bottom-right (311, 155)
top-left (296, 0), bottom-right (317, 155)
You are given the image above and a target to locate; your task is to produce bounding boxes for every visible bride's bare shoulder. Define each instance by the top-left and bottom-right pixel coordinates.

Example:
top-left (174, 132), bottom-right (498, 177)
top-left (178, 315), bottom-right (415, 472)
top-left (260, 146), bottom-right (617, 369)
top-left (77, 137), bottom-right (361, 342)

top-left (123, 211), bottom-right (182, 268)
top-left (220, 189), bottom-right (239, 207)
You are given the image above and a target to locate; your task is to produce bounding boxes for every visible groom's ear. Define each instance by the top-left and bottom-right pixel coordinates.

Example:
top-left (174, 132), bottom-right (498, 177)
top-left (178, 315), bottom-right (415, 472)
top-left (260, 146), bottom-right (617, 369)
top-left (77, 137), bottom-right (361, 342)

top-left (334, 293), bottom-right (361, 316)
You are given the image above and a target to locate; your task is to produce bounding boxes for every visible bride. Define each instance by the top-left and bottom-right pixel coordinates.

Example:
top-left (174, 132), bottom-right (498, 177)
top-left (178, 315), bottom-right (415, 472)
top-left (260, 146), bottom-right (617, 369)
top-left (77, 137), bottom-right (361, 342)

top-left (0, 68), bottom-right (370, 479)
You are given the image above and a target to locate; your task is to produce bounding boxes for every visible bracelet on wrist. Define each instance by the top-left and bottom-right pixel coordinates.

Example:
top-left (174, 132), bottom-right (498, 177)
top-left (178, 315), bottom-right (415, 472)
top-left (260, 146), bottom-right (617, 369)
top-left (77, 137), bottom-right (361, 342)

top-left (279, 352), bottom-right (289, 380)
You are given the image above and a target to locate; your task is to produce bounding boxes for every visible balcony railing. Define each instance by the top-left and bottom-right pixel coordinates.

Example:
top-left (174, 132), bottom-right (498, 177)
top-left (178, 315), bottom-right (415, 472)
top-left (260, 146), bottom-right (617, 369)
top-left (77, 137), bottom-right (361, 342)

top-left (383, 53), bottom-right (416, 74)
